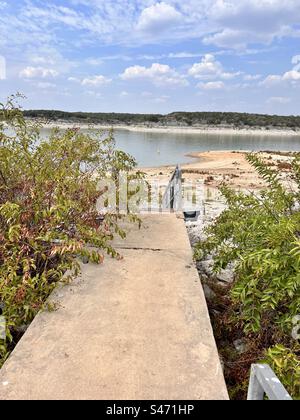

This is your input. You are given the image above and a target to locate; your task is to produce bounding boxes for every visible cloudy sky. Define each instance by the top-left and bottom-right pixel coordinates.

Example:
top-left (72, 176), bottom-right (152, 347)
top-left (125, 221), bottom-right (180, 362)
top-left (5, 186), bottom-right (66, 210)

top-left (0, 0), bottom-right (300, 114)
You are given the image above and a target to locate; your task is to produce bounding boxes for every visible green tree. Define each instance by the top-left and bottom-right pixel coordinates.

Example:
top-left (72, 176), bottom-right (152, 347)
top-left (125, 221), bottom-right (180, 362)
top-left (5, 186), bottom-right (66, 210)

top-left (0, 95), bottom-right (142, 366)
top-left (195, 153), bottom-right (300, 398)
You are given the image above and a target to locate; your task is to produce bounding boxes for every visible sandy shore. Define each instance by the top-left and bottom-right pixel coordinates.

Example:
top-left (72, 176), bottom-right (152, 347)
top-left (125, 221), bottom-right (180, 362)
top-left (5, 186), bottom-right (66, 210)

top-left (35, 120), bottom-right (300, 137)
top-left (112, 125), bottom-right (300, 137)
top-left (142, 150), bottom-right (294, 191)
top-left (140, 151), bottom-right (288, 226)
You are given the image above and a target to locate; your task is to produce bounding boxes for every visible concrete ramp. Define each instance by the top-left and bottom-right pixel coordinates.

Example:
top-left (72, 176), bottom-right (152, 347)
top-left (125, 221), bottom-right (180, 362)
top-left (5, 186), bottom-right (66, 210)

top-left (0, 214), bottom-right (228, 400)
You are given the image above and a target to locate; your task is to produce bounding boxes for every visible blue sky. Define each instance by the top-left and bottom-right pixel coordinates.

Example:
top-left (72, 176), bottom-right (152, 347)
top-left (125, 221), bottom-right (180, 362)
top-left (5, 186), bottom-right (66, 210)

top-left (0, 0), bottom-right (300, 114)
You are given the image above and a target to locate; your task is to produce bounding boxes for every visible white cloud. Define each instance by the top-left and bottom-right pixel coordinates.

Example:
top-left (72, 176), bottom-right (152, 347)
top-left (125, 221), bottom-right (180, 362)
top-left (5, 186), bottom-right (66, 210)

top-left (68, 74), bottom-right (112, 86)
top-left (19, 66), bottom-right (59, 79)
top-left (189, 54), bottom-right (221, 79)
top-left (282, 70), bottom-right (300, 81)
top-left (81, 75), bottom-right (112, 86)
top-left (168, 52), bottom-right (202, 59)
top-left (84, 90), bottom-right (102, 98)
top-left (86, 58), bottom-right (103, 66)
top-left (36, 82), bottom-right (56, 89)
top-left (243, 74), bottom-right (261, 81)
top-left (291, 55), bottom-right (300, 65)
top-left (262, 71), bottom-right (300, 86)
top-left (202, 28), bottom-right (281, 50)
top-left (1, 0), bottom-right (300, 52)
top-left (139, 52), bottom-right (203, 60)
top-left (153, 95), bottom-right (170, 103)
top-left (197, 81), bottom-right (225, 90)
top-left (137, 2), bottom-right (182, 34)
top-left (120, 91), bottom-right (129, 97)
top-left (262, 56), bottom-right (300, 86)
top-left (267, 96), bottom-right (291, 104)
top-left (188, 54), bottom-right (240, 80)
top-left (205, 0), bottom-right (300, 49)
top-left (68, 76), bottom-right (80, 83)
top-left (141, 91), bottom-right (153, 97)
top-left (25, 47), bottom-right (76, 76)
top-left (261, 74), bottom-right (282, 87)
top-left (24, 4), bottom-right (83, 29)
top-left (120, 63), bottom-right (189, 87)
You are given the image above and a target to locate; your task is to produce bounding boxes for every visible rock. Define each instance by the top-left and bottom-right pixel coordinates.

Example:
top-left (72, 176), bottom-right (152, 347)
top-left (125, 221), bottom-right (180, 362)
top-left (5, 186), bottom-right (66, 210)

top-left (211, 309), bottom-right (221, 317)
top-left (186, 226), bottom-right (207, 245)
top-left (203, 284), bottom-right (216, 301)
top-left (199, 273), bottom-right (209, 282)
top-left (217, 281), bottom-right (229, 288)
top-left (196, 259), bottom-right (235, 285)
top-left (82, 255), bottom-right (89, 264)
top-left (217, 269), bottom-right (234, 284)
top-left (198, 259), bottom-right (214, 276)
top-left (219, 356), bottom-right (225, 372)
top-left (14, 324), bottom-right (29, 334)
top-left (233, 339), bottom-right (248, 354)
top-left (0, 301), bottom-right (5, 315)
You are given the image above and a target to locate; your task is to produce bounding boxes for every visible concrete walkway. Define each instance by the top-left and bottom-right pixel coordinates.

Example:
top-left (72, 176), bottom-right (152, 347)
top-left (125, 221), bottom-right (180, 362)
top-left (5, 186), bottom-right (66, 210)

top-left (0, 214), bottom-right (228, 400)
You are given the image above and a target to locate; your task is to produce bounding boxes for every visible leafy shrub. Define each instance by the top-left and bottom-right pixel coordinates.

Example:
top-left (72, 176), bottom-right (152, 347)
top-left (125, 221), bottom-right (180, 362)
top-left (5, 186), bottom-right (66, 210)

top-left (195, 152), bottom-right (300, 398)
top-left (262, 345), bottom-right (300, 399)
top-left (0, 95), bottom-right (142, 366)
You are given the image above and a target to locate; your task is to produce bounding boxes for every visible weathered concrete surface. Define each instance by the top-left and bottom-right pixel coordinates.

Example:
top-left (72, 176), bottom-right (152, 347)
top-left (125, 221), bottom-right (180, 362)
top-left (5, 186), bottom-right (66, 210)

top-left (0, 214), bottom-right (228, 400)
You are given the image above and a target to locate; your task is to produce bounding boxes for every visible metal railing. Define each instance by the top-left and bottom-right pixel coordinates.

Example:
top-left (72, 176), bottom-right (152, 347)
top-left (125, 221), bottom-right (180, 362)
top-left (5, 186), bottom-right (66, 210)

top-left (162, 164), bottom-right (201, 221)
top-left (247, 364), bottom-right (292, 400)
top-left (162, 164), bottom-right (182, 211)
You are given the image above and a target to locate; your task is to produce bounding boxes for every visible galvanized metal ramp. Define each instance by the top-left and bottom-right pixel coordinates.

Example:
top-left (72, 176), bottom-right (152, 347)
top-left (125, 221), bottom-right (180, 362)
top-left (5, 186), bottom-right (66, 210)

top-left (0, 214), bottom-right (228, 400)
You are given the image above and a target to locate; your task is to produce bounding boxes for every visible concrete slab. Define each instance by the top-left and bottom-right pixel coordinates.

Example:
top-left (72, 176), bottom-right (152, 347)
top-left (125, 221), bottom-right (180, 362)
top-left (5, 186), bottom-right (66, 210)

top-left (0, 214), bottom-right (228, 400)
top-left (112, 212), bottom-right (190, 251)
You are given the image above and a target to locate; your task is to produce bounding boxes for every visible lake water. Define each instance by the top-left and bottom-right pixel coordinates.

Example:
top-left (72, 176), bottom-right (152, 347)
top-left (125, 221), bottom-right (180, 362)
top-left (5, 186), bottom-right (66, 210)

top-left (41, 127), bottom-right (300, 168)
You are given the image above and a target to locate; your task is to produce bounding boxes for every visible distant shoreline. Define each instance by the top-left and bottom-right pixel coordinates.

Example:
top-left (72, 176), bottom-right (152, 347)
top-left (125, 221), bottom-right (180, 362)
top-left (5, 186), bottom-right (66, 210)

top-left (34, 120), bottom-right (300, 137)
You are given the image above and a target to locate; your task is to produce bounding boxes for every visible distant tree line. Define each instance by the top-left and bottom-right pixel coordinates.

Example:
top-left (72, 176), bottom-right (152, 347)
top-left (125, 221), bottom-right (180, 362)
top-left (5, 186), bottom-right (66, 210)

top-left (23, 110), bottom-right (300, 129)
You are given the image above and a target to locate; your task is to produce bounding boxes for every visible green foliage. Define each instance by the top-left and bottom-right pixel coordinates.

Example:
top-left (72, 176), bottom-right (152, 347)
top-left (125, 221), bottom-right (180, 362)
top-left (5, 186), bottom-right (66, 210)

top-left (195, 152), bottom-right (300, 398)
top-left (262, 345), bottom-right (300, 399)
top-left (197, 153), bottom-right (300, 335)
top-left (0, 95), bottom-right (141, 367)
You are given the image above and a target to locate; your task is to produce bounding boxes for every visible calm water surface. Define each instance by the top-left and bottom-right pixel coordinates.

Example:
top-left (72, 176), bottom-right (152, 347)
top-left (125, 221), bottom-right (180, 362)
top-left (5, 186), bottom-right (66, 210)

top-left (41, 128), bottom-right (300, 168)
